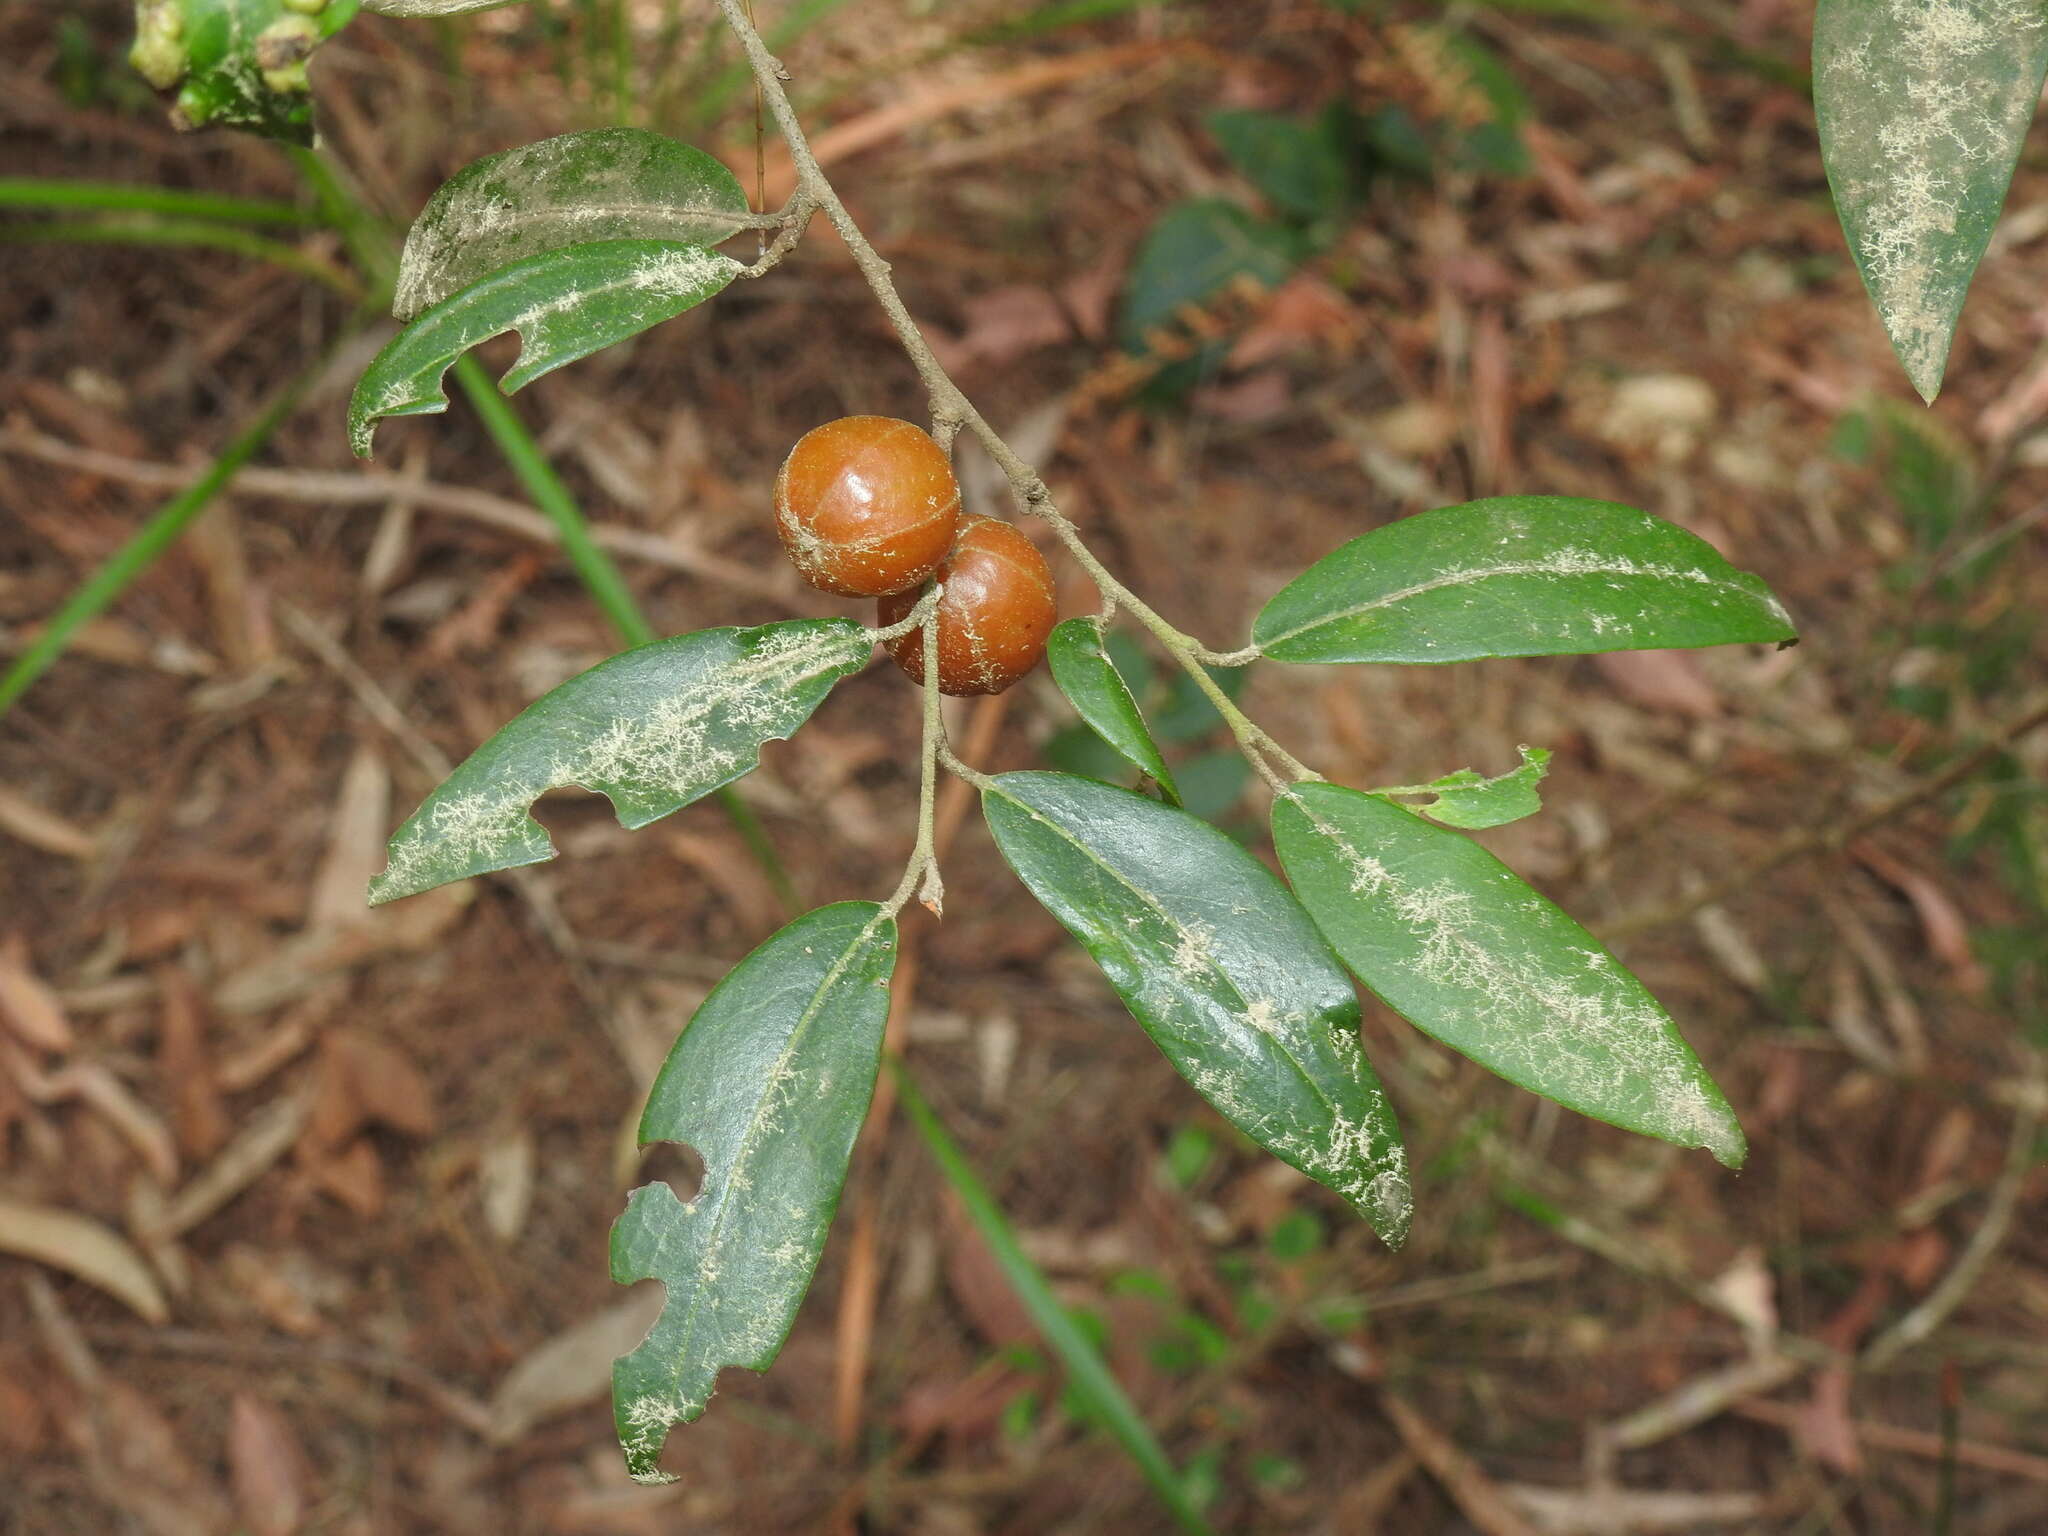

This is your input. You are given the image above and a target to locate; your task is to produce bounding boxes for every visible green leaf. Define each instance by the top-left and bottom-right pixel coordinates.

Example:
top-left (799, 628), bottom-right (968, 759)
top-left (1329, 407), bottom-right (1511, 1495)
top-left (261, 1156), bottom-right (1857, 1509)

top-left (1814, 0), bottom-right (2048, 404)
top-left (368, 620), bottom-right (871, 904)
top-left (1253, 497), bottom-right (1796, 664)
top-left (350, 238), bottom-right (739, 457)
top-left (395, 128), bottom-right (752, 320)
top-left (1377, 744), bottom-right (1550, 830)
top-left (1271, 783), bottom-right (1745, 1168)
top-left (129, 0), bottom-right (357, 145)
top-left (610, 902), bottom-right (896, 1483)
top-left (1117, 199), bottom-right (1302, 355)
top-left (980, 771), bottom-right (1410, 1245)
top-left (1207, 110), bottom-right (1350, 222)
top-left (1046, 619), bottom-right (1181, 805)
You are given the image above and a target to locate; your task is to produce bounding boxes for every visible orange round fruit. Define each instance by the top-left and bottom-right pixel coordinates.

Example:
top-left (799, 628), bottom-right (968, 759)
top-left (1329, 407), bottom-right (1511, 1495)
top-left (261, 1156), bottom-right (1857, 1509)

top-left (774, 415), bottom-right (961, 597)
top-left (878, 515), bottom-right (1057, 696)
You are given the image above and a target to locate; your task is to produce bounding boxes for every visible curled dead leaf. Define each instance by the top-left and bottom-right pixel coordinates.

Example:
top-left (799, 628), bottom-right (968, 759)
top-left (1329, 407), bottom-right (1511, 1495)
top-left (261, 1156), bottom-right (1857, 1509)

top-left (0, 1195), bottom-right (169, 1322)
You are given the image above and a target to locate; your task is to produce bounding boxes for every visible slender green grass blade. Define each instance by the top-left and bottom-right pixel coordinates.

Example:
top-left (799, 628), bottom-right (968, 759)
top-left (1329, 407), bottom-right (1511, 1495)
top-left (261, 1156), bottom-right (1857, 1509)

top-left (0, 218), bottom-right (357, 297)
top-left (0, 353), bottom-right (329, 716)
top-left (893, 1058), bottom-right (1218, 1536)
top-left (0, 179), bottom-right (316, 226)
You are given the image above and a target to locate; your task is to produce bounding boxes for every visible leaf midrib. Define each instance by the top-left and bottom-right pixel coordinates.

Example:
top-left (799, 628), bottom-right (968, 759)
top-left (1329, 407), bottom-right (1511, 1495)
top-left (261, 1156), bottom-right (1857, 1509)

top-left (652, 907), bottom-right (891, 1394)
top-left (380, 623), bottom-right (868, 889)
top-left (1257, 555), bottom-right (1772, 652)
top-left (988, 780), bottom-right (1360, 1141)
top-left (1280, 786), bottom-right (1738, 1150)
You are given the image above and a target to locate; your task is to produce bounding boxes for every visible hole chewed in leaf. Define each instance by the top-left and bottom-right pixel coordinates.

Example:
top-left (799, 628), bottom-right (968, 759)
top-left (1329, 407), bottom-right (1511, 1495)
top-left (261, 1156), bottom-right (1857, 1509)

top-left (637, 1141), bottom-right (708, 1208)
top-left (607, 903), bottom-right (897, 1483)
top-left (349, 240), bottom-right (743, 459)
top-left (368, 621), bottom-right (873, 905)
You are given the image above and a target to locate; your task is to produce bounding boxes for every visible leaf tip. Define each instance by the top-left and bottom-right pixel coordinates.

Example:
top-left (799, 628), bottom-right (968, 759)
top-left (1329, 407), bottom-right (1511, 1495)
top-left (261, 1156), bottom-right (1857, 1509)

top-left (1707, 1121), bottom-right (1748, 1172)
top-left (1362, 1169), bottom-right (1413, 1249)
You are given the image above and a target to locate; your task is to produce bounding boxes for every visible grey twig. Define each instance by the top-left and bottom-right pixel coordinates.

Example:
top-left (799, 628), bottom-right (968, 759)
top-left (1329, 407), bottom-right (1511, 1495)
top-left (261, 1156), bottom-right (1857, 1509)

top-left (711, 0), bottom-right (1314, 788)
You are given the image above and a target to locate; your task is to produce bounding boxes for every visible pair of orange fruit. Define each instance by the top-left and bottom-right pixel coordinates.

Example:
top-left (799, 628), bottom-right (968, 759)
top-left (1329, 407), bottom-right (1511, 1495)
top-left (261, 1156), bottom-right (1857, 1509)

top-left (773, 416), bottom-right (1057, 696)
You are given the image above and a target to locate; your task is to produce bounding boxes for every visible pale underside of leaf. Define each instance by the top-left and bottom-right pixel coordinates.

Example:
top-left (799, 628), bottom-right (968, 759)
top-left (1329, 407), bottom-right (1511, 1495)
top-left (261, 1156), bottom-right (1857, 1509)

top-left (982, 772), bottom-right (1410, 1246)
top-left (609, 903), bottom-right (897, 1483)
top-left (350, 239), bottom-right (740, 458)
top-left (1273, 784), bottom-right (1745, 1168)
top-left (1252, 498), bottom-right (1796, 664)
top-left (395, 128), bottom-right (753, 319)
top-left (368, 621), bottom-right (871, 904)
top-left (1814, 0), bottom-right (2048, 403)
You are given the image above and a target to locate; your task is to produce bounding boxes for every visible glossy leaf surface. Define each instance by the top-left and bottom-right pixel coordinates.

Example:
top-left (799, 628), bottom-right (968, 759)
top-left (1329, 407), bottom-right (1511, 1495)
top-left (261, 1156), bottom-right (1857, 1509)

top-left (1253, 497), bottom-right (1795, 664)
top-left (395, 128), bottom-right (751, 319)
top-left (1272, 783), bottom-right (1744, 1167)
top-left (982, 771), bottom-right (1410, 1245)
top-left (1814, 0), bottom-right (2048, 403)
top-left (350, 238), bottom-right (740, 457)
top-left (610, 903), bottom-right (896, 1482)
top-left (369, 621), bottom-right (871, 904)
top-left (1046, 619), bottom-right (1180, 804)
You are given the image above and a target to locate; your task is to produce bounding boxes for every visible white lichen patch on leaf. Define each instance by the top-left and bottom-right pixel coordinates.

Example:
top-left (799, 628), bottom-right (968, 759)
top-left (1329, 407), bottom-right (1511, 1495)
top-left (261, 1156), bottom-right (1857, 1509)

top-left (497, 246), bottom-right (742, 369)
top-left (982, 776), bottom-right (1410, 1243)
top-left (627, 245), bottom-right (735, 294)
top-left (1281, 788), bottom-right (1744, 1168)
top-left (1815, 0), bottom-right (2048, 400)
top-left (1170, 920), bottom-right (1219, 978)
top-left (1263, 547), bottom-right (1785, 652)
top-left (394, 127), bottom-right (753, 319)
top-left (607, 904), bottom-right (896, 1485)
top-left (618, 1391), bottom-right (697, 1483)
top-left (350, 240), bottom-right (743, 458)
top-left (370, 623), bottom-right (867, 903)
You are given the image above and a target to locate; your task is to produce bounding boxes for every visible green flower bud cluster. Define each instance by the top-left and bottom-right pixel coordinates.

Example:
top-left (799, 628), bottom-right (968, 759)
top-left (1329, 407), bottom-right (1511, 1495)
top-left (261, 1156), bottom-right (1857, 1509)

top-left (127, 0), bottom-right (359, 146)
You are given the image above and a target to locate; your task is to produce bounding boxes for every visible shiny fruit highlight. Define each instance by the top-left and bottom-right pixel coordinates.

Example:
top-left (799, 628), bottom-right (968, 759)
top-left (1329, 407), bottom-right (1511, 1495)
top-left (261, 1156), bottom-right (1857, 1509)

top-left (878, 515), bottom-right (1057, 696)
top-left (774, 415), bottom-right (961, 597)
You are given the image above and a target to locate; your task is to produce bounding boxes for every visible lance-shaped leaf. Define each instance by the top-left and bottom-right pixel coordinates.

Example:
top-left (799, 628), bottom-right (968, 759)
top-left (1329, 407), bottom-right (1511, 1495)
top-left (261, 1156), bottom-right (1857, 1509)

top-left (1814, 0), bottom-right (2048, 404)
top-left (395, 128), bottom-right (753, 320)
top-left (129, 0), bottom-right (358, 146)
top-left (349, 238), bottom-right (740, 457)
top-left (981, 771), bottom-right (1410, 1246)
top-left (1045, 619), bottom-right (1180, 804)
top-left (369, 620), bottom-right (871, 904)
top-left (1376, 744), bottom-right (1550, 830)
top-left (611, 902), bottom-right (897, 1483)
top-left (1272, 784), bottom-right (1745, 1168)
top-left (1252, 497), bottom-right (1795, 664)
